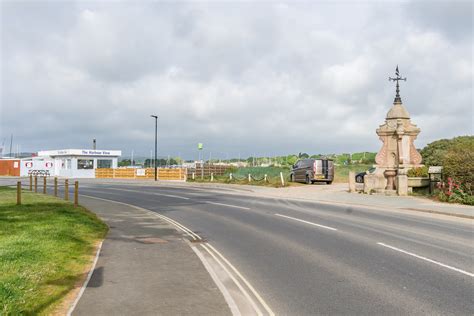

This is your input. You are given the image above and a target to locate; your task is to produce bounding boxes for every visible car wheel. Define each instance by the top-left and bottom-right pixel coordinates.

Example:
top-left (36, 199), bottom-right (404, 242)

top-left (305, 175), bottom-right (311, 184)
top-left (326, 181), bottom-right (332, 185)
top-left (356, 175), bottom-right (363, 183)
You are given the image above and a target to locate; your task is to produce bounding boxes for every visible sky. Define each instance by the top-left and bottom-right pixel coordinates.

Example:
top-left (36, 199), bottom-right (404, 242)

top-left (1, 0), bottom-right (472, 160)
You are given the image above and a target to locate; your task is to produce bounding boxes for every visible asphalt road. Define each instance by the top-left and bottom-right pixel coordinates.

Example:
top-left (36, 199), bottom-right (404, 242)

top-left (48, 181), bottom-right (474, 314)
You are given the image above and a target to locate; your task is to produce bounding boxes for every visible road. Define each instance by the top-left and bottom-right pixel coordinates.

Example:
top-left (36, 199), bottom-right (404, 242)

top-left (69, 181), bottom-right (474, 315)
top-left (5, 176), bottom-right (470, 315)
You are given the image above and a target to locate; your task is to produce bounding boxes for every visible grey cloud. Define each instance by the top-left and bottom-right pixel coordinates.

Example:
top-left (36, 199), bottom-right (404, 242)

top-left (1, 1), bottom-right (472, 159)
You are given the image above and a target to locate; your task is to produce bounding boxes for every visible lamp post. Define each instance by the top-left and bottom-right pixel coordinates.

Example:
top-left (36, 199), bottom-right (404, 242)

top-left (151, 115), bottom-right (158, 181)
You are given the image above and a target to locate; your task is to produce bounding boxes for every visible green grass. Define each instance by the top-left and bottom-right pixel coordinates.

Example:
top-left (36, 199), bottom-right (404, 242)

top-left (188, 165), bottom-right (373, 186)
top-left (333, 164), bottom-right (373, 183)
top-left (0, 186), bottom-right (108, 315)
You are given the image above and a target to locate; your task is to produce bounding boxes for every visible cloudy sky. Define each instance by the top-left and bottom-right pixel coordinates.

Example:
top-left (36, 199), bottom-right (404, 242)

top-left (1, 0), bottom-right (472, 159)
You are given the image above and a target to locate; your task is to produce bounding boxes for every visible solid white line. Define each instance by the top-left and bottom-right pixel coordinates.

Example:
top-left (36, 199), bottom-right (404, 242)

top-left (377, 242), bottom-right (474, 277)
top-left (206, 244), bottom-right (275, 316)
top-left (191, 246), bottom-right (241, 316)
top-left (67, 241), bottom-right (103, 316)
top-left (80, 194), bottom-right (200, 240)
top-left (201, 244), bottom-right (263, 316)
top-left (274, 214), bottom-right (338, 231)
top-left (205, 201), bottom-right (250, 210)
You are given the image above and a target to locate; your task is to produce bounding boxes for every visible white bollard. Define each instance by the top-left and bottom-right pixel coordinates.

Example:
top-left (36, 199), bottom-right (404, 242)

top-left (211, 172), bottom-right (214, 182)
top-left (280, 172), bottom-right (285, 186)
top-left (264, 174), bottom-right (267, 182)
top-left (192, 172), bottom-right (195, 180)
top-left (248, 174), bottom-right (251, 182)
top-left (230, 173), bottom-right (233, 180)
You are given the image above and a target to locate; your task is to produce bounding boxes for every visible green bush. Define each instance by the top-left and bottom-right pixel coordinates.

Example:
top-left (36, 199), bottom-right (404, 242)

top-left (420, 136), bottom-right (473, 166)
top-left (407, 166), bottom-right (428, 177)
top-left (442, 141), bottom-right (474, 194)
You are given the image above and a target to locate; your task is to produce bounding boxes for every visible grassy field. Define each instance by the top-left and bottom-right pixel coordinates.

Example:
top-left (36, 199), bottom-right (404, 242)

top-left (333, 164), bottom-right (372, 183)
top-left (188, 164), bottom-right (372, 186)
top-left (0, 186), bottom-right (108, 315)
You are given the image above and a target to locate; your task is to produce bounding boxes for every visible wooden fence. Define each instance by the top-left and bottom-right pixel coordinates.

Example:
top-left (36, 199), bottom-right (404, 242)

top-left (96, 168), bottom-right (186, 181)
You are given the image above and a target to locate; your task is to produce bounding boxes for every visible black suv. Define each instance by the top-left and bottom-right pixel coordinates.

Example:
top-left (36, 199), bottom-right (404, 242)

top-left (290, 159), bottom-right (334, 184)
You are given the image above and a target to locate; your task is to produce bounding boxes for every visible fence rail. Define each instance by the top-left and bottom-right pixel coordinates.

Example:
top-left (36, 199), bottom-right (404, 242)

top-left (95, 168), bottom-right (186, 181)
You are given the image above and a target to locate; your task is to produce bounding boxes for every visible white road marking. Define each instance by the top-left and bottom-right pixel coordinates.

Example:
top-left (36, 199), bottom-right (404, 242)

top-left (67, 241), bottom-right (103, 316)
top-left (201, 244), bottom-right (263, 316)
top-left (80, 194), bottom-right (200, 240)
top-left (275, 214), bottom-right (338, 231)
top-left (206, 244), bottom-right (275, 316)
top-left (105, 187), bottom-right (190, 200)
top-left (377, 242), bottom-right (474, 278)
top-left (205, 201), bottom-right (250, 210)
top-left (79, 194), bottom-right (274, 314)
top-left (192, 246), bottom-right (241, 316)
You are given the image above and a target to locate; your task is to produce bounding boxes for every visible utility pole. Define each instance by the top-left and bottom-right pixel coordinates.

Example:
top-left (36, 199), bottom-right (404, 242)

top-left (151, 115), bottom-right (158, 181)
top-left (9, 134), bottom-right (13, 158)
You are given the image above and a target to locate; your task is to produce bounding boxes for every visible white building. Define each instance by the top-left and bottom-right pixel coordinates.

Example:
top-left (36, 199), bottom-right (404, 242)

top-left (20, 149), bottom-right (121, 178)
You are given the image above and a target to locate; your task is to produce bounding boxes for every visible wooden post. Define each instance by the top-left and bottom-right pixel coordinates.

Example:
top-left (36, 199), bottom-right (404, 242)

top-left (280, 172), bottom-right (285, 186)
top-left (211, 172), bottom-right (214, 182)
top-left (34, 176), bottom-right (38, 193)
top-left (17, 181), bottom-right (21, 205)
top-left (54, 177), bottom-right (58, 197)
top-left (43, 177), bottom-right (47, 194)
top-left (74, 181), bottom-right (79, 207)
top-left (29, 175), bottom-right (33, 191)
top-left (64, 179), bottom-right (69, 201)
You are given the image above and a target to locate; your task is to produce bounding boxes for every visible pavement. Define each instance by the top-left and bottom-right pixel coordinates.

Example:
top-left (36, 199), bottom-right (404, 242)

top-left (72, 196), bottom-right (231, 316)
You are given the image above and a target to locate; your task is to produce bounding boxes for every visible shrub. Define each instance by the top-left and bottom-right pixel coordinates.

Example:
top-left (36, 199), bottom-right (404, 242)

top-left (420, 135), bottom-right (473, 166)
top-left (437, 178), bottom-right (474, 206)
top-left (407, 166), bottom-right (428, 177)
top-left (442, 141), bottom-right (474, 195)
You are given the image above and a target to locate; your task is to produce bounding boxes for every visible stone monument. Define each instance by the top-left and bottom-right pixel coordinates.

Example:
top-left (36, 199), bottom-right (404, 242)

top-left (364, 66), bottom-right (423, 195)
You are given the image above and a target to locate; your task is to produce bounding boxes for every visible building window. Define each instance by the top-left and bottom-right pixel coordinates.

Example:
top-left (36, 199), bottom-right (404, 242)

top-left (77, 159), bottom-right (94, 170)
top-left (97, 159), bottom-right (112, 168)
top-left (67, 159), bottom-right (71, 169)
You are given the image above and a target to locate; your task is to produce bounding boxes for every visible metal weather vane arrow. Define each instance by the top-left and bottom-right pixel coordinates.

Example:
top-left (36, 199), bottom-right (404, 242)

top-left (389, 65), bottom-right (407, 103)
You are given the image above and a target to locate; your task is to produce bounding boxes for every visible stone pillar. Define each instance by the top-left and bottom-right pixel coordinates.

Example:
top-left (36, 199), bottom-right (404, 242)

top-left (397, 168), bottom-right (408, 196)
top-left (348, 171), bottom-right (356, 193)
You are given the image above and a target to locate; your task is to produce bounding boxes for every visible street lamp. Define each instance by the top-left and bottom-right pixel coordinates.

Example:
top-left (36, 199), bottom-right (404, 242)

top-left (150, 115), bottom-right (158, 181)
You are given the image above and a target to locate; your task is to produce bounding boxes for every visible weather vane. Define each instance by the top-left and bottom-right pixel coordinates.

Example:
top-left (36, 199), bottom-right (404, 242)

top-left (389, 65), bottom-right (406, 103)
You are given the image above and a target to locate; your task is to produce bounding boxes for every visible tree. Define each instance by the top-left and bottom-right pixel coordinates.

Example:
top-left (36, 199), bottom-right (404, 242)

top-left (420, 136), bottom-right (473, 166)
top-left (118, 159), bottom-right (131, 167)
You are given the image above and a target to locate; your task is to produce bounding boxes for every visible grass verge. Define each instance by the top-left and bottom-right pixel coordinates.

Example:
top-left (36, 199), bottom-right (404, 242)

top-left (0, 186), bottom-right (108, 315)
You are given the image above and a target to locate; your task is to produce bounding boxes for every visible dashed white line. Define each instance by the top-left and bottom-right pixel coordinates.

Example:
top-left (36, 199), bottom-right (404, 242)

top-left (105, 187), bottom-right (190, 200)
top-left (275, 214), bottom-right (338, 231)
top-left (205, 201), bottom-right (250, 210)
top-left (377, 242), bottom-right (474, 278)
